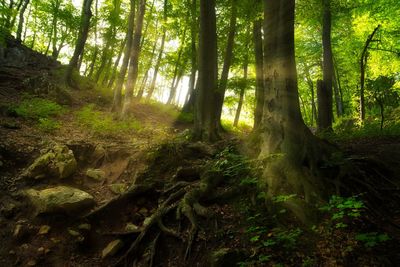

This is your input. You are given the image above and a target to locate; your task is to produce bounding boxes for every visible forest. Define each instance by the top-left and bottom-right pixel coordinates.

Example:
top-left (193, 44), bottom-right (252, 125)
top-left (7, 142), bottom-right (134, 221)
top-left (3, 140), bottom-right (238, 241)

top-left (0, 0), bottom-right (400, 266)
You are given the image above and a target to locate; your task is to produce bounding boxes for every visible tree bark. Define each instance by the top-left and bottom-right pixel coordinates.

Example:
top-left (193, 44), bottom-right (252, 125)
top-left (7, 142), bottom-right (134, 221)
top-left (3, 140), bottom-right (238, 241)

top-left (360, 25), bottom-right (380, 121)
top-left (167, 28), bottom-right (186, 105)
top-left (253, 18), bottom-right (264, 130)
top-left (214, 0), bottom-right (237, 128)
top-left (320, 0), bottom-right (333, 132)
top-left (258, 0), bottom-right (335, 224)
top-left (194, 0), bottom-right (218, 141)
top-left (112, 0), bottom-right (136, 111)
top-left (122, 0), bottom-right (146, 115)
top-left (65, 0), bottom-right (94, 86)
top-left (107, 37), bottom-right (127, 88)
top-left (16, 0), bottom-right (30, 41)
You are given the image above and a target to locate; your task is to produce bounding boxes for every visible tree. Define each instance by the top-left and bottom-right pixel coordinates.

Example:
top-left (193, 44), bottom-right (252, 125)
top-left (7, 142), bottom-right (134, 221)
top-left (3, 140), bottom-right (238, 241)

top-left (193, 0), bottom-right (218, 141)
top-left (319, 0), bottom-right (334, 132)
top-left (121, 0), bottom-right (146, 115)
top-left (253, 17), bottom-right (264, 129)
top-left (258, 0), bottom-right (335, 223)
top-left (65, 0), bottom-right (94, 86)
top-left (16, 0), bottom-right (30, 41)
top-left (112, 0), bottom-right (136, 111)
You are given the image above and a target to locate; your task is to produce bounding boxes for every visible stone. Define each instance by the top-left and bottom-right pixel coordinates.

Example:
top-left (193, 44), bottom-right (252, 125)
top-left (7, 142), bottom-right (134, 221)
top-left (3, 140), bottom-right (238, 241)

top-left (1, 202), bottom-right (17, 218)
top-left (125, 223), bottom-right (140, 232)
top-left (27, 260), bottom-right (36, 266)
top-left (21, 144), bottom-right (77, 180)
top-left (68, 229), bottom-right (81, 237)
top-left (24, 186), bottom-right (95, 214)
top-left (209, 248), bottom-right (246, 267)
top-left (101, 240), bottom-right (123, 258)
top-left (38, 225), bottom-right (51, 235)
top-left (13, 224), bottom-right (23, 238)
top-left (86, 168), bottom-right (105, 182)
top-left (91, 145), bottom-right (106, 163)
top-left (78, 224), bottom-right (91, 230)
top-left (109, 184), bottom-right (128, 195)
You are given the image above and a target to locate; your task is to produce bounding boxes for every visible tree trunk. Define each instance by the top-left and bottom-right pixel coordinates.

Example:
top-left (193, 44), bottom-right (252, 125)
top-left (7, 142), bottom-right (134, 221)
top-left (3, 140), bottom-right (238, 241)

top-left (16, 0), bottom-right (30, 41)
top-left (167, 29), bottom-right (186, 105)
top-left (112, 0), bottom-right (136, 111)
top-left (253, 18), bottom-right (264, 130)
top-left (258, 0), bottom-right (335, 224)
top-left (233, 61), bottom-right (248, 127)
top-left (321, 0), bottom-right (333, 131)
top-left (22, 2), bottom-right (32, 42)
top-left (87, 0), bottom-right (99, 78)
top-left (65, 0), bottom-right (94, 86)
top-left (136, 36), bottom-right (157, 99)
top-left (305, 70), bottom-right (317, 127)
top-left (194, 0), bottom-right (218, 141)
top-left (146, 31), bottom-right (165, 101)
top-left (51, 0), bottom-right (61, 59)
top-left (214, 0), bottom-right (237, 128)
top-left (360, 25), bottom-right (380, 121)
top-left (183, 0), bottom-right (198, 112)
top-left (107, 37), bottom-right (127, 88)
top-left (122, 0), bottom-right (146, 115)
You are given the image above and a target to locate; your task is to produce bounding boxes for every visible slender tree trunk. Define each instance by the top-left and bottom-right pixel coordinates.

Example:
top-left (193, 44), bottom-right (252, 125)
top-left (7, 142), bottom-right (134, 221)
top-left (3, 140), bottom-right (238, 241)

top-left (122, 0), bottom-right (146, 115)
top-left (22, 3), bottom-right (32, 42)
top-left (16, 0), bottom-right (29, 41)
top-left (183, 0), bottom-right (198, 111)
top-left (137, 37), bottom-right (157, 99)
top-left (360, 25), bottom-right (380, 121)
top-left (320, 0), bottom-right (333, 132)
top-left (332, 62), bottom-right (343, 117)
top-left (194, 0), bottom-right (218, 141)
top-left (112, 0), bottom-right (136, 111)
top-left (65, 0), bottom-right (94, 86)
top-left (87, 0), bottom-right (99, 78)
top-left (51, 0), bottom-right (61, 59)
top-left (107, 37), bottom-right (126, 88)
top-left (253, 18), bottom-right (264, 129)
top-left (167, 29), bottom-right (186, 105)
top-left (305, 69), bottom-right (317, 127)
top-left (214, 0), bottom-right (237, 128)
top-left (234, 60), bottom-right (248, 127)
top-left (146, 31), bottom-right (166, 100)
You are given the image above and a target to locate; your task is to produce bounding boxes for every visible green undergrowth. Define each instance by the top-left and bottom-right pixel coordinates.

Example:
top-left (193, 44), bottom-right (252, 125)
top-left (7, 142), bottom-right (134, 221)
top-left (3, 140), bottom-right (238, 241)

top-left (10, 95), bottom-right (65, 132)
top-left (75, 104), bottom-right (141, 137)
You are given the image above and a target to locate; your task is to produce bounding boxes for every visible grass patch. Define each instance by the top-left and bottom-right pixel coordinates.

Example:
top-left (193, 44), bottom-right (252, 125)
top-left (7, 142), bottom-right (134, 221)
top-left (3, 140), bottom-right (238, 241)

top-left (76, 104), bottom-right (141, 136)
top-left (12, 97), bottom-right (65, 120)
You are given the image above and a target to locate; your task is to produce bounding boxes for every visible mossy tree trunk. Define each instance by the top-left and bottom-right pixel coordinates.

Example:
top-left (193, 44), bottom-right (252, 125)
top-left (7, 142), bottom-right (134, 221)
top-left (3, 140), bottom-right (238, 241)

top-left (258, 0), bottom-right (335, 223)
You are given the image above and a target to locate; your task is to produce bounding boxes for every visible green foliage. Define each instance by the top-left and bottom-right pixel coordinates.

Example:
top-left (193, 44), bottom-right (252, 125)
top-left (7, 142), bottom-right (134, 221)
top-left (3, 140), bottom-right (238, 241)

top-left (38, 118), bottom-right (61, 132)
top-left (320, 195), bottom-right (364, 228)
top-left (76, 104), bottom-right (141, 136)
top-left (355, 232), bottom-right (390, 248)
top-left (212, 146), bottom-right (254, 180)
top-left (12, 97), bottom-right (65, 120)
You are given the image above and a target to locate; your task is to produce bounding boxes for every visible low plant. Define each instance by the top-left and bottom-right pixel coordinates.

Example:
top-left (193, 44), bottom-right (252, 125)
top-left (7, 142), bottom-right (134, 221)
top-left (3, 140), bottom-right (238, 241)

top-left (12, 97), bottom-right (65, 120)
top-left (38, 118), bottom-right (61, 132)
top-left (76, 104), bottom-right (141, 136)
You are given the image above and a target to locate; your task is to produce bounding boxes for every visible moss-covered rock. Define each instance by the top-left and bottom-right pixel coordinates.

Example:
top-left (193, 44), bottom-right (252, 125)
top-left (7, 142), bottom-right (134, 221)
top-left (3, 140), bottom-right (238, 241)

top-left (24, 186), bottom-right (95, 214)
top-left (86, 168), bottom-right (106, 182)
top-left (22, 144), bottom-right (77, 180)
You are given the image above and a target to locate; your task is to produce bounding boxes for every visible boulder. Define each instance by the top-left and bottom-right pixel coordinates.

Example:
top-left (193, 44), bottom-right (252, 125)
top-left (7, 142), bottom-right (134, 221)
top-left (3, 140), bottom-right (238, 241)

top-left (24, 186), bottom-right (95, 214)
top-left (86, 168), bottom-right (105, 182)
top-left (22, 144), bottom-right (77, 180)
top-left (109, 183), bottom-right (128, 195)
top-left (101, 240), bottom-right (123, 258)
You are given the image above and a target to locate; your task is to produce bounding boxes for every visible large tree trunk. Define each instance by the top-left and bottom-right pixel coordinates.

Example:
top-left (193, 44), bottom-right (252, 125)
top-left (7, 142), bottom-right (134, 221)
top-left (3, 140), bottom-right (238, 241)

top-left (16, 0), bottom-right (30, 41)
top-left (320, 0), bottom-right (333, 132)
top-left (65, 0), bottom-right (94, 86)
top-left (194, 0), bottom-right (218, 141)
top-left (112, 0), bottom-right (136, 111)
top-left (214, 0), bottom-right (237, 129)
top-left (258, 0), bottom-right (335, 224)
top-left (122, 0), bottom-right (146, 115)
top-left (253, 18), bottom-right (264, 130)
top-left (360, 25), bottom-right (380, 121)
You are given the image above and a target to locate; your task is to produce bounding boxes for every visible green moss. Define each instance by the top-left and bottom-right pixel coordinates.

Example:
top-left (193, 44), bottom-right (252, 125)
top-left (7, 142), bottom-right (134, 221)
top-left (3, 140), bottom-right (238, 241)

top-left (76, 104), bottom-right (141, 136)
top-left (12, 97), bottom-right (65, 120)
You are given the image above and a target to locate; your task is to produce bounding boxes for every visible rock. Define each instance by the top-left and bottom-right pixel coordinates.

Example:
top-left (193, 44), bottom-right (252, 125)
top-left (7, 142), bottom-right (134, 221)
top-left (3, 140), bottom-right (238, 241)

top-left (26, 259), bottom-right (36, 266)
top-left (109, 183), bottom-right (128, 195)
top-left (91, 145), bottom-right (106, 163)
top-left (38, 225), bottom-right (51, 235)
top-left (24, 186), bottom-right (95, 214)
top-left (86, 168), bottom-right (105, 182)
top-left (125, 223), bottom-right (140, 232)
top-left (209, 248), bottom-right (246, 267)
top-left (101, 240), bottom-right (123, 258)
top-left (1, 202), bottom-right (17, 218)
top-left (22, 144), bottom-right (77, 180)
top-left (78, 223), bottom-right (91, 230)
top-left (13, 224), bottom-right (23, 238)
top-left (68, 229), bottom-right (81, 237)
